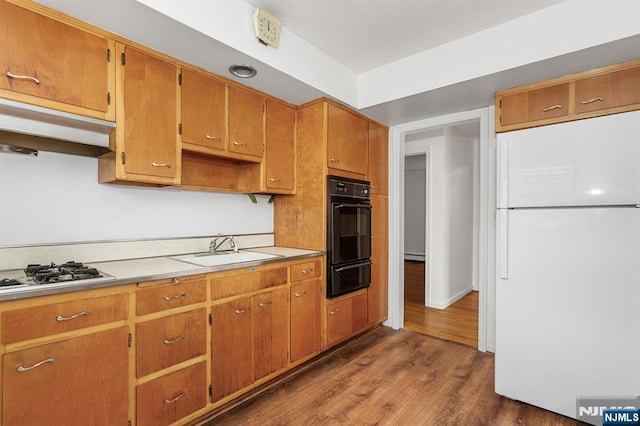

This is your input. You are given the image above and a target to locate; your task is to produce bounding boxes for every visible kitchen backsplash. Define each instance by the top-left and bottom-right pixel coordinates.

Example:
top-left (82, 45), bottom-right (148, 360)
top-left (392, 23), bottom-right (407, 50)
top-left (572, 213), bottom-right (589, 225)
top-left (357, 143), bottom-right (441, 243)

top-left (0, 233), bottom-right (274, 270)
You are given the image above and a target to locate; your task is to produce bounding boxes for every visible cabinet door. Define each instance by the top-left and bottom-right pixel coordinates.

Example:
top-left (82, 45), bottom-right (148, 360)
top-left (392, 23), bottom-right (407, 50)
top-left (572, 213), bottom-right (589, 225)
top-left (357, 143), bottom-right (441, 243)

top-left (181, 69), bottom-right (226, 150)
top-left (211, 296), bottom-right (254, 401)
top-left (369, 194), bottom-right (388, 324)
top-left (136, 308), bottom-right (206, 377)
top-left (0, 1), bottom-right (110, 116)
top-left (123, 46), bottom-right (179, 180)
top-left (327, 104), bottom-right (368, 175)
top-left (290, 280), bottom-right (322, 362)
top-left (265, 99), bottom-right (296, 192)
top-left (228, 85), bottom-right (264, 158)
top-left (500, 83), bottom-right (569, 126)
top-left (368, 122), bottom-right (388, 195)
top-left (253, 288), bottom-right (289, 380)
top-left (575, 65), bottom-right (640, 114)
top-left (3, 326), bottom-right (128, 425)
top-left (136, 361), bottom-right (207, 426)
top-left (326, 297), bottom-right (352, 347)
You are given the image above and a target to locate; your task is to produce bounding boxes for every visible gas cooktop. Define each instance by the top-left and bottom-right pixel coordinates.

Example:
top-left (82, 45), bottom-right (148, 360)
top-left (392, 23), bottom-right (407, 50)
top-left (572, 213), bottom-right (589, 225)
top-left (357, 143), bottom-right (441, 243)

top-left (0, 261), bottom-right (115, 289)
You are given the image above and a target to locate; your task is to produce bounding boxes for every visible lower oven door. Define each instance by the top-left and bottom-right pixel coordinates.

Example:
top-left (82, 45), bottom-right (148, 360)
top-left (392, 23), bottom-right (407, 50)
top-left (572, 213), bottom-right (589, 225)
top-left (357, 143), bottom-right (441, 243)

top-left (328, 260), bottom-right (371, 299)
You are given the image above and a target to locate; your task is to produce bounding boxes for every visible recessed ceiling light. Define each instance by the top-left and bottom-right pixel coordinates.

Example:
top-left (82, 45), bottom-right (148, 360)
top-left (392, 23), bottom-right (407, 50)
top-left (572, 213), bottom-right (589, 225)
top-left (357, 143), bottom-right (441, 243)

top-left (229, 64), bottom-right (257, 78)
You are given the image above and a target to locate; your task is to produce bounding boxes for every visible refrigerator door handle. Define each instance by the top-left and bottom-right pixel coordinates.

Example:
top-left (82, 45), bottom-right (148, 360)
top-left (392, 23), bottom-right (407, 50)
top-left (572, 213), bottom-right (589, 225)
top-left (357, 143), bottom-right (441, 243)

top-left (497, 135), bottom-right (509, 208)
top-left (498, 209), bottom-right (509, 279)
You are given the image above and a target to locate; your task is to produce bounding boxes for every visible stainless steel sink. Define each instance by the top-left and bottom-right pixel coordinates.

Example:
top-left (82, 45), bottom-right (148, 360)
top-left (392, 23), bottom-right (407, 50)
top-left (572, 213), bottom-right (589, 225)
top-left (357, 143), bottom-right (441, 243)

top-left (170, 250), bottom-right (280, 267)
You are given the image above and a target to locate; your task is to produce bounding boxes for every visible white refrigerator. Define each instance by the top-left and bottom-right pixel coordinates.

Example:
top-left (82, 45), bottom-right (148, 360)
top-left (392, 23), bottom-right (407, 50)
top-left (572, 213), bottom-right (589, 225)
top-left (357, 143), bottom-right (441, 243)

top-left (495, 110), bottom-right (640, 420)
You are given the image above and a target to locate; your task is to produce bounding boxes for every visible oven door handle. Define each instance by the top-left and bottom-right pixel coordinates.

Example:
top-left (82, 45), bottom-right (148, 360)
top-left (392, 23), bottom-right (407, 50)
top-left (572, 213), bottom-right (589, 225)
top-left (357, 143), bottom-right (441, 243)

top-left (333, 203), bottom-right (372, 210)
top-left (333, 261), bottom-right (372, 273)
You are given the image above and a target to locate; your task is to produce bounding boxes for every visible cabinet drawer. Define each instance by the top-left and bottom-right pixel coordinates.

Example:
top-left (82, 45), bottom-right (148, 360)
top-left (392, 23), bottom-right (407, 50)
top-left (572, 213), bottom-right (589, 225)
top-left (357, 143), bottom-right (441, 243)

top-left (3, 293), bottom-right (129, 344)
top-left (290, 259), bottom-right (321, 282)
top-left (136, 308), bottom-right (206, 377)
top-left (211, 266), bottom-right (288, 300)
top-left (136, 279), bottom-right (206, 316)
top-left (136, 361), bottom-right (207, 426)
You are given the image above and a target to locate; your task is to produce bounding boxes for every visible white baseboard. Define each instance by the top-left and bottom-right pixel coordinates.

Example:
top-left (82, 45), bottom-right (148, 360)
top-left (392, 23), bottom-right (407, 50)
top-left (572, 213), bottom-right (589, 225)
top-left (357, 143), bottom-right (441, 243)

top-left (428, 287), bottom-right (474, 310)
top-left (404, 254), bottom-right (425, 261)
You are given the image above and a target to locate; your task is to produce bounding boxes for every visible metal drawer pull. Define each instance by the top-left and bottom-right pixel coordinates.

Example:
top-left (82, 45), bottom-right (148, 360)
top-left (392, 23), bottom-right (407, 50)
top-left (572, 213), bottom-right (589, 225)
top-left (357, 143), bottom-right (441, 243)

top-left (302, 268), bottom-right (313, 274)
top-left (163, 334), bottom-right (185, 345)
top-left (232, 141), bottom-right (247, 147)
top-left (56, 311), bottom-right (89, 322)
top-left (258, 301), bottom-right (272, 307)
top-left (151, 162), bottom-right (171, 168)
top-left (164, 292), bottom-right (187, 301)
top-left (330, 308), bottom-right (340, 315)
top-left (269, 177), bottom-right (281, 182)
top-left (542, 104), bottom-right (562, 112)
top-left (6, 71), bottom-right (41, 84)
top-left (17, 358), bottom-right (54, 372)
top-left (294, 291), bottom-right (307, 297)
top-left (581, 97), bottom-right (604, 105)
top-left (163, 392), bottom-right (185, 404)
top-left (330, 158), bottom-right (340, 163)
top-left (372, 234), bottom-right (379, 239)
top-left (234, 307), bottom-right (251, 314)
top-left (205, 134), bottom-right (221, 140)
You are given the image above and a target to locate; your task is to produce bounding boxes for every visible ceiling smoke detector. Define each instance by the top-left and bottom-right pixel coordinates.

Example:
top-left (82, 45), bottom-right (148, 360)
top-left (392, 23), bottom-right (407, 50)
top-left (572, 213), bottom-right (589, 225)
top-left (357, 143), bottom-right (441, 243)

top-left (228, 64), bottom-right (257, 79)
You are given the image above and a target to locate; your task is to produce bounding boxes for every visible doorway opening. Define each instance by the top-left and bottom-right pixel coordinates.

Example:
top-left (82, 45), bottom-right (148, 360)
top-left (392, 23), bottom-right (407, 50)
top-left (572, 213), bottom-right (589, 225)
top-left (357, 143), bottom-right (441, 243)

top-left (386, 107), bottom-right (496, 352)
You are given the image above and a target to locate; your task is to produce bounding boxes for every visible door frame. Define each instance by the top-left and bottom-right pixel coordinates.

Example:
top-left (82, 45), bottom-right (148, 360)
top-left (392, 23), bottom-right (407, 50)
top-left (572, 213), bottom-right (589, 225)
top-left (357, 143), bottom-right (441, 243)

top-left (386, 106), bottom-right (495, 352)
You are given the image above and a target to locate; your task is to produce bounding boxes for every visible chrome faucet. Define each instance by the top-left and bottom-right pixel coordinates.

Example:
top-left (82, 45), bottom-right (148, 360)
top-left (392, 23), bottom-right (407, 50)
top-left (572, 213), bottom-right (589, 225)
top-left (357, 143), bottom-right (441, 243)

top-left (209, 233), bottom-right (238, 255)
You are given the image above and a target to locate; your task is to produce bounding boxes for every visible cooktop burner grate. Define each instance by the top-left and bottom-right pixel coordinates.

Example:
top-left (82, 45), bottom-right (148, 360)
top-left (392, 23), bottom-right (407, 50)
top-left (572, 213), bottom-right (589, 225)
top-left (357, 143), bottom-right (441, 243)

top-left (25, 261), bottom-right (104, 284)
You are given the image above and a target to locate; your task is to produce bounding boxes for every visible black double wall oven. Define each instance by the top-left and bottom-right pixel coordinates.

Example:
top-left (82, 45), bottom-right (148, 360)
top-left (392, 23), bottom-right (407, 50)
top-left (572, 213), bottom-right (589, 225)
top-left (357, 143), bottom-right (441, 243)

top-left (327, 176), bottom-right (372, 298)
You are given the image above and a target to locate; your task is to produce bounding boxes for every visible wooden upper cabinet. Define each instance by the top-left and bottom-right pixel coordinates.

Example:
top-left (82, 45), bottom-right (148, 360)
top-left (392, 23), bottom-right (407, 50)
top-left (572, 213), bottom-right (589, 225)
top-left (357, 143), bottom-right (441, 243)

top-left (265, 99), bottom-right (296, 193)
top-left (228, 85), bottom-right (265, 158)
top-left (0, 1), bottom-right (113, 119)
top-left (368, 122), bottom-right (388, 195)
top-left (575, 65), bottom-right (640, 115)
top-left (181, 69), bottom-right (226, 151)
top-left (120, 45), bottom-right (180, 183)
top-left (499, 83), bottom-right (569, 127)
top-left (327, 104), bottom-right (368, 176)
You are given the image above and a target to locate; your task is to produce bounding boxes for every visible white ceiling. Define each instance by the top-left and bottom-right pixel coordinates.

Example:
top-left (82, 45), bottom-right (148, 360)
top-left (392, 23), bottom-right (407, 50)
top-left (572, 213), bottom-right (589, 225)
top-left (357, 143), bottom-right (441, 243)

top-left (244, 0), bottom-right (566, 73)
top-left (34, 0), bottom-right (640, 126)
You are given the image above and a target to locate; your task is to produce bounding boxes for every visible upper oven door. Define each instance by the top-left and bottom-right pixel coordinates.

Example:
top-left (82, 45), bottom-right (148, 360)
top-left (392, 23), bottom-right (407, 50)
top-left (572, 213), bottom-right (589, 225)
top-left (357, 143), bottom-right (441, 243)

top-left (330, 201), bottom-right (372, 264)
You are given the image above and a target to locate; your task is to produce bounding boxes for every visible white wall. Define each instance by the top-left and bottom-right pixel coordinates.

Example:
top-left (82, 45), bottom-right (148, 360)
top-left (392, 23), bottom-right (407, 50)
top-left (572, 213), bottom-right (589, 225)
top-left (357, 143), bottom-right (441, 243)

top-left (0, 152), bottom-right (274, 246)
top-left (404, 154), bottom-right (426, 259)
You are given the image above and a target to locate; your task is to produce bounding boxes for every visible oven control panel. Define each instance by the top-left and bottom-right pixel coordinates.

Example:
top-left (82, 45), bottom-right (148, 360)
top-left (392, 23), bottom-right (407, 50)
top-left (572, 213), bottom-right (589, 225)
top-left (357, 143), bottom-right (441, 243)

top-left (329, 177), bottom-right (370, 200)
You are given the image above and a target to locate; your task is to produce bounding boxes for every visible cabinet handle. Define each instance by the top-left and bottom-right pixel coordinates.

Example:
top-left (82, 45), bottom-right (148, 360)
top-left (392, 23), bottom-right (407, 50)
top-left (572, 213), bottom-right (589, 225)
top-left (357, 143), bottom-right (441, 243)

top-left (581, 97), bottom-right (604, 105)
top-left (294, 291), bottom-right (307, 297)
top-left (372, 234), bottom-right (379, 239)
top-left (163, 334), bottom-right (186, 345)
top-left (269, 177), bottom-right (281, 182)
top-left (232, 141), bottom-right (247, 147)
top-left (164, 292), bottom-right (187, 301)
top-left (258, 301), bottom-right (272, 307)
top-left (541, 104), bottom-right (562, 112)
top-left (17, 358), bottom-right (54, 372)
top-left (371, 185), bottom-right (379, 189)
top-left (234, 307), bottom-right (251, 314)
top-left (330, 308), bottom-right (340, 315)
top-left (173, 277), bottom-right (180, 284)
top-left (56, 311), bottom-right (89, 322)
top-left (205, 134), bottom-right (221, 140)
top-left (330, 158), bottom-right (340, 163)
top-left (6, 71), bottom-right (41, 84)
top-left (163, 391), bottom-right (185, 404)
top-left (151, 162), bottom-right (171, 168)
top-left (302, 268), bottom-right (313, 274)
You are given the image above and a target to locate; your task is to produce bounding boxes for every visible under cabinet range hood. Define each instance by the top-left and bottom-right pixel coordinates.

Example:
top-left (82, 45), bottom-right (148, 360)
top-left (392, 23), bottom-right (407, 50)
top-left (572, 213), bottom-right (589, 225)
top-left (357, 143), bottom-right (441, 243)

top-left (0, 99), bottom-right (116, 157)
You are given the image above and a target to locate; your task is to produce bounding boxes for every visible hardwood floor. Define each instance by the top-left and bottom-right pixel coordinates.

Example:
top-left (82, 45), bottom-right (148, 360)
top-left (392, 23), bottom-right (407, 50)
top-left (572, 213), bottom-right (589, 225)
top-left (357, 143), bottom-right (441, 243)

top-left (205, 327), bottom-right (582, 425)
top-left (404, 260), bottom-right (479, 347)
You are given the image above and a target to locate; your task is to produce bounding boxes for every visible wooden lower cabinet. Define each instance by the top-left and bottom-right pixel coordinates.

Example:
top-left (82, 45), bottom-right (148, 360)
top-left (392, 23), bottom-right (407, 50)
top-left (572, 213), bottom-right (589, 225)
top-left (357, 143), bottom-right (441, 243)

top-left (136, 361), bottom-right (207, 426)
top-left (369, 194), bottom-right (388, 325)
top-left (211, 287), bottom-right (289, 401)
top-left (2, 326), bottom-right (129, 425)
top-left (326, 291), bottom-right (368, 348)
top-left (290, 280), bottom-right (322, 362)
